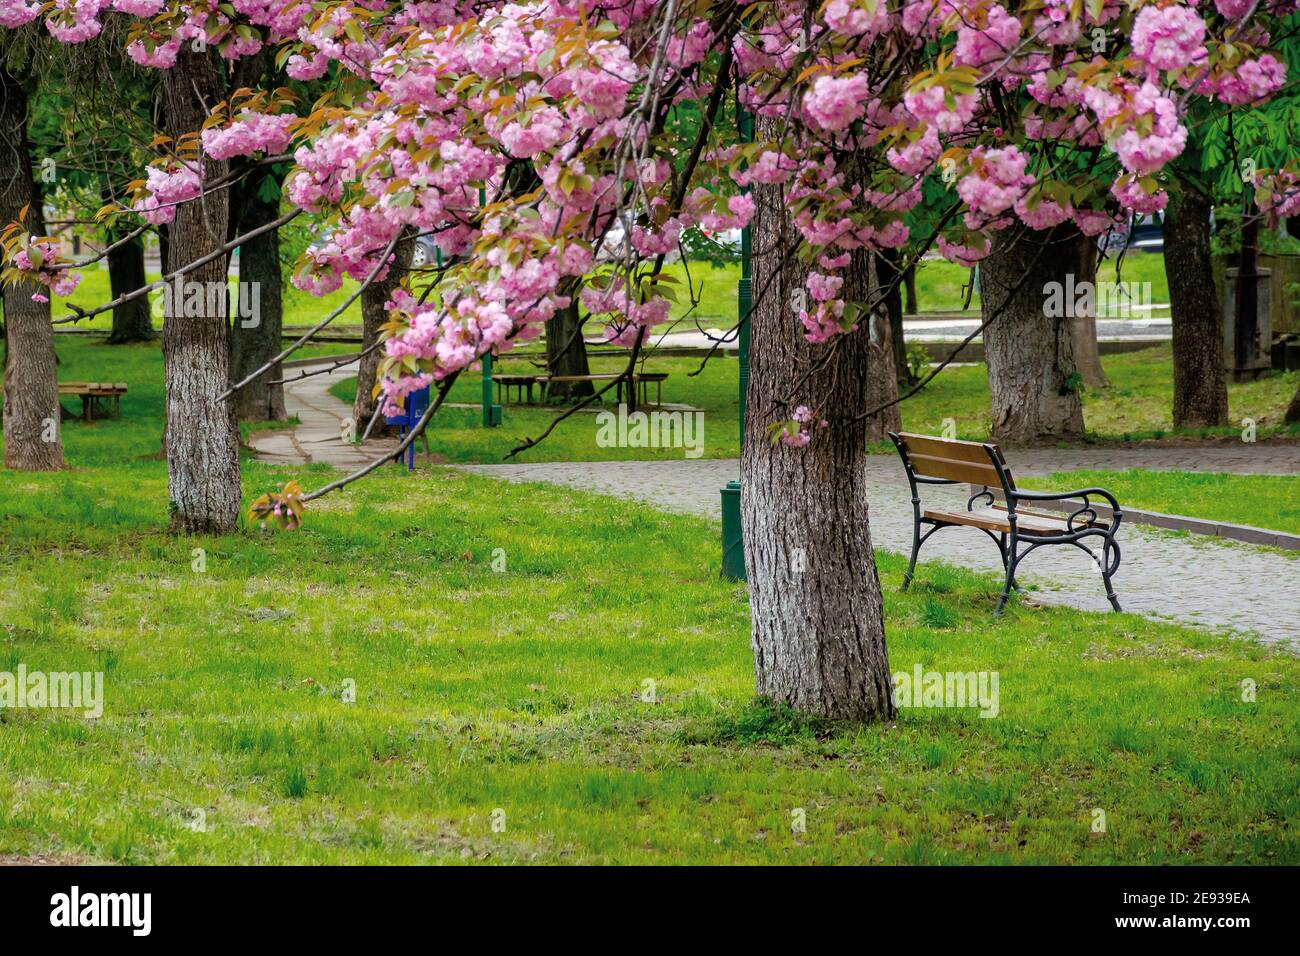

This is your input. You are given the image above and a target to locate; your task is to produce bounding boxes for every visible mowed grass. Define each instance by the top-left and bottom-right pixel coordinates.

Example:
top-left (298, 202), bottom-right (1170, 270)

top-left (0, 457), bottom-right (1297, 864)
top-left (1021, 470), bottom-right (1300, 537)
top-left (50, 263), bottom-right (365, 333)
top-left (328, 340), bottom-right (1300, 463)
top-left (657, 250), bottom-right (1171, 322)
top-left (49, 249), bottom-right (1170, 340)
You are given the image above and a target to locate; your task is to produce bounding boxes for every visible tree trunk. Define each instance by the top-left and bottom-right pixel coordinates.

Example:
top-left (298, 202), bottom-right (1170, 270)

top-left (982, 225), bottom-right (1085, 443)
top-left (1286, 381), bottom-right (1300, 425)
top-left (876, 249), bottom-right (911, 385)
top-left (227, 172), bottom-right (286, 421)
top-left (106, 229), bottom-right (154, 344)
top-left (353, 233), bottom-right (413, 435)
top-left (903, 261), bottom-right (917, 315)
top-left (1164, 187), bottom-right (1227, 427)
top-left (159, 48), bottom-right (240, 533)
top-left (544, 286), bottom-right (594, 401)
top-left (741, 129), bottom-right (896, 723)
top-left (1069, 235), bottom-right (1108, 389)
top-left (0, 65), bottom-right (63, 471)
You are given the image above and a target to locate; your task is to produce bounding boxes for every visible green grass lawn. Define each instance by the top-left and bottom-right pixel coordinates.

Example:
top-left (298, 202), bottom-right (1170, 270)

top-left (327, 340), bottom-right (1300, 463)
top-left (656, 250), bottom-right (1170, 324)
top-left (50, 250), bottom-right (1171, 337)
top-left (13, 334), bottom-right (1299, 530)
top-left (1, 456), bottom-right (1297, 864)
top-left (1022, 470), bottom-right (1300, 536)
top-left (51, 263), bottom-right (365, 333)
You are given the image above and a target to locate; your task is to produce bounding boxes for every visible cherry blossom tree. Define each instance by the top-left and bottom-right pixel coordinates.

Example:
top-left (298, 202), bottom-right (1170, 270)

top-left (3, 0), bottom-right (1297, 718)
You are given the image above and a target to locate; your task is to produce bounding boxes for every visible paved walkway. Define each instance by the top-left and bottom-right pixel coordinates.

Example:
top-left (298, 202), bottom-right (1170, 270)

top-left (249, 361), bottom-right (397, 469)
top-left (255, 362), bottom-right (1299, 646)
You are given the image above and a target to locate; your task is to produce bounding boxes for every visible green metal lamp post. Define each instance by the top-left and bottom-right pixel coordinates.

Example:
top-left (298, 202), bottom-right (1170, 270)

top-left (481, 352), bottom-right (502, 427)
top-left (721, 103), bottom-right (753, 582)
top-left (469, 189), bottom-right (503, 428)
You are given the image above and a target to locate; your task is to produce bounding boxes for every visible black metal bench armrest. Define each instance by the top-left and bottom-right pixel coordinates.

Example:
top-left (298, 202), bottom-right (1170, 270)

top-left (1011, 486), bottom-right (1121, 513)
top-left (1010, 487), bottom-right (1122, 535)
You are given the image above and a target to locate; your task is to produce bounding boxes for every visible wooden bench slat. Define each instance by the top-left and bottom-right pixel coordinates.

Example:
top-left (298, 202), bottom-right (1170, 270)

top-left (923, 507), bottom-right (1086, 537)
top-left (905, 452), bottom-right (1000, 486)
top-left (897, 432), bottom-right (999, 465)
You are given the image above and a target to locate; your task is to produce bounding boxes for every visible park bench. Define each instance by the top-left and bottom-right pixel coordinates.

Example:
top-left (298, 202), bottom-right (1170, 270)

top-left (59, 382), bottom-right (127, 422)
top-left (889, 432), bottom-right (1124, 613)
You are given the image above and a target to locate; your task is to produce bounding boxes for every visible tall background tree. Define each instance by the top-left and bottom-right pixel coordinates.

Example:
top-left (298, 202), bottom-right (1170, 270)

top-left (982, 225), bottom-right (1086, 443)
top-left (0, 37), bottom-right (63, 471)
top-left (157, 45), bottom-right (240, 533)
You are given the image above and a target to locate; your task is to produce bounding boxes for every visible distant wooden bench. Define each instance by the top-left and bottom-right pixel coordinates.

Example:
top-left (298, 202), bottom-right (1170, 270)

top-left (59, 382), bottom-right (127, 422)
top-left (544, 372), bottom-right (668, 407)
top-left (889, 431), bottom-right (1124, 613)
top-left (494, 374), bottom-right (545, 405)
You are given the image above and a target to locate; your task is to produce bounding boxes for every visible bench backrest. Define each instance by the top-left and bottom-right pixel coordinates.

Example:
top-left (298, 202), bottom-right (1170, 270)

top-left (890, 432), bottom-right (1015, 491)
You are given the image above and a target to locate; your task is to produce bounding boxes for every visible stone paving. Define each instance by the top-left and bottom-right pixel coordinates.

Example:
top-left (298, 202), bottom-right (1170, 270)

top-left (249, 361), bottom-right (398, 469)
top-left (256, 361), bottom-right (1299, 646)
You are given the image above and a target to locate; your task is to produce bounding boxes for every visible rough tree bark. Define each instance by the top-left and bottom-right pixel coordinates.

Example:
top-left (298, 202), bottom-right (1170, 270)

top-left (1069, 233), bottom-right (1108, 389)
top-left (903, 261), bottom-right (917, 314)
top-left (353, 233), bottom-right (413, 435)
top-left (106, 228), bottom-right (154, 344)
top-left (741, 129), bottom-right (896, 722)
top-left (876, 249), bottom-right (911, 385)
top-left (1, 64), bottom-right (63, 471)
top-left (1163, 186), bottom-right (1227, 427)
top-left (544, 283), bottom-right (594, 401)
top-left (227, 171), bottom-right (286, 421)
top-left (159, 47), bottom-right (240, 532)
top-left (982, 225), bottom-right (1085, 443)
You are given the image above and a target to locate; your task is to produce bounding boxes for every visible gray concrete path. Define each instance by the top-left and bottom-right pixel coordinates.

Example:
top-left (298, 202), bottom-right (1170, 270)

top-left (249, 361), bottom-right (398, 468)
top-left (255, 361), bottom-right (1298, 645)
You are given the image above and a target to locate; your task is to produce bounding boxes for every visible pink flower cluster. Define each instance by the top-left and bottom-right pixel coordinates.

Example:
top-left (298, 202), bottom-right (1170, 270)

top-left (777, 406), bottom-right (828, 447)
top-left (11, 239), bottom-right (82, 300)
top-left (133, 165), bottom-right (202, 225)
top-left (803, 73), bottom-right (870, 131)
top-left (953, 5), bottom-right (1021, 69)
top-left (823, 0), bottom-right (892, 37)
top-left (1213, 54), bottom-right (1286, 106)
top-left (903, 83), bottom-right (977, 134)
top-left (956, 146), bottom-right (1035, 226)
top-left (1131, 4), bottom-right (1206, 75)
top-left (201, 112), bottom-right (296, 161)
top-left (1109, 83), bottom-right (1187, 176)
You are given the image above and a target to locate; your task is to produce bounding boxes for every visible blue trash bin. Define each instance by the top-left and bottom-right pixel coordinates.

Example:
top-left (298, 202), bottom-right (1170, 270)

top-left (384, 385), bottom-right (431, 471)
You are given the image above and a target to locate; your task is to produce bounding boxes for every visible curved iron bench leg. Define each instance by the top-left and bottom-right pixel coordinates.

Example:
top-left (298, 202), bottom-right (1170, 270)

top-left (994, 531), bottom-right (1021, 615)
top-left (1102, 538), bottom-right (1122, 612)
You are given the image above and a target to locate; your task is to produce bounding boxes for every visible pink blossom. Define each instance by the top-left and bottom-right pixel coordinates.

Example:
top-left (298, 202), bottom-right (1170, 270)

top-left (903, 84), bottom-right (977, 134)
top-left (956, 146), bottom-right (1035, 223)
top-left (201, 112), bottom-right (295, 160)
top-left (1111, 178), bottom-right (1169, 215)
top-left (937, 234), bottom-right (991, 267)
top-left (954, 6), bottom-right (1022, 69)
top-left (1214, 54), bottom-right (1286, 106)
top-left (1131, 5), bottom-right (1207, 74)
top-left (803, 73), bottom-right (870, 131)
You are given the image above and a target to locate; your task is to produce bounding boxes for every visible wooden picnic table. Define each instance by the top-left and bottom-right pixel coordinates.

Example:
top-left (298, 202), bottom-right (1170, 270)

top-left (494, 373), bottom-right (545, 405)
top-left (495, 372), bottom-right (669, 407)
top-left (59, 382), bottom-right (128, 422)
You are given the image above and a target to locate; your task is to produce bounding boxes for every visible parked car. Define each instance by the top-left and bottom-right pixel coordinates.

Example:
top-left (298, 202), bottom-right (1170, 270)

top-left (1097, 214), bottom-right (1164, 255)
top-left (409, 234), bottom-right (441, 268)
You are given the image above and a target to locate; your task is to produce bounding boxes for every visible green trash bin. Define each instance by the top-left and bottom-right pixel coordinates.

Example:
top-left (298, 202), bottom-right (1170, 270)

top-left (720, 480), bottom-right (746, 581)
